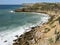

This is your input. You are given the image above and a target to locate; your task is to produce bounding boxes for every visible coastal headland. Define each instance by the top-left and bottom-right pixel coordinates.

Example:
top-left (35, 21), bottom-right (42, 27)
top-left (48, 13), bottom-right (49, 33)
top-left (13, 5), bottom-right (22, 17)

top-left (13, 3), bottom-right (60, 45)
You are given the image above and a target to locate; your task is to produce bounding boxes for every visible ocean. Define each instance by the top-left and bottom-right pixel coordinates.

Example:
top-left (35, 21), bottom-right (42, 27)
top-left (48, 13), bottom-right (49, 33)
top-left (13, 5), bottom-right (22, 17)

top-left (0, 5), bottom-right (50, 45)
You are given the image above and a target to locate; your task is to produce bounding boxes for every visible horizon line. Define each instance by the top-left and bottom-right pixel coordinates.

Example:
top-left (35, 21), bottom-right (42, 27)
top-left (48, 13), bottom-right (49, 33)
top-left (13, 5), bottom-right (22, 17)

top-left (0, 2), bottom-right (60, 5)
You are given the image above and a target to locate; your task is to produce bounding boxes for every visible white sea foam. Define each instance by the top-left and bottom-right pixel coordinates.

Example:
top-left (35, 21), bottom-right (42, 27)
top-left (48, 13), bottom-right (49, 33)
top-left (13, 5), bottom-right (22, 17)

top-left (31, 12), bottom-right (49, 16)
top-left (0, 26), bottom-right (25, 45)
top-left (9, 10), bottom-right (15, 13)
top-left (10, 10), bottom-right (14, 12)
top-left (0, 13), bottom-right (50, 45)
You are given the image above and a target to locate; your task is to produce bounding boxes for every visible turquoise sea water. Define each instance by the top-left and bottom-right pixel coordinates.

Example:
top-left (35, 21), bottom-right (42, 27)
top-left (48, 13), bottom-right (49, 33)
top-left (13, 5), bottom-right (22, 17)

top-left (0, 5), bottom-right (49, 45)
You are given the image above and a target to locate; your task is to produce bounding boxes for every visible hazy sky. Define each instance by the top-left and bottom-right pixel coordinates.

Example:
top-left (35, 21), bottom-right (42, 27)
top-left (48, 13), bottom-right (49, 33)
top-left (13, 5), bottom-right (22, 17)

top-left (0, 0), bottom-right (60, 5)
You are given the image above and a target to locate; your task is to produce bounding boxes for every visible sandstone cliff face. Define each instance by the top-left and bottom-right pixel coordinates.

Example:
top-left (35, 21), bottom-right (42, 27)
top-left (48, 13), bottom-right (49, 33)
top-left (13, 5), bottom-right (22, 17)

top-left (13, 3), bottom-right (60, 45)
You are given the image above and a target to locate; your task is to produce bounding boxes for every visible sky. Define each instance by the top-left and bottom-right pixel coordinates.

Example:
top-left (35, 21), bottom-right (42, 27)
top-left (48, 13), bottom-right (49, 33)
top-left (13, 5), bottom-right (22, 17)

top-left (0, 0), bottom-right (60, 5)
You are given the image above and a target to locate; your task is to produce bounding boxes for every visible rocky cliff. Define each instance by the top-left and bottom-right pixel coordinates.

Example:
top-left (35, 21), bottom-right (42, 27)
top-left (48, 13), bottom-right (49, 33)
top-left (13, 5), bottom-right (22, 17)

top-left (13, 3), bottom-right (60, 45)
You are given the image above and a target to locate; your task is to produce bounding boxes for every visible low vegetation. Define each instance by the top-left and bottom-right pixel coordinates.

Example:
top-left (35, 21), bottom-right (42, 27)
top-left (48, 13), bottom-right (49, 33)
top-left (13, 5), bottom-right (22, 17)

top-left (44, 28), bottom-right (50, 33)
top-left (48, 38), bottom-right (54, 43)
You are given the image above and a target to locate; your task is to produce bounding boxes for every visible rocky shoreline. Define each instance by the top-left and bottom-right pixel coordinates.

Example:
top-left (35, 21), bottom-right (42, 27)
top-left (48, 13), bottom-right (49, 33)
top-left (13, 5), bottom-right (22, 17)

top-left (13, 3), bottom-right (60, 45)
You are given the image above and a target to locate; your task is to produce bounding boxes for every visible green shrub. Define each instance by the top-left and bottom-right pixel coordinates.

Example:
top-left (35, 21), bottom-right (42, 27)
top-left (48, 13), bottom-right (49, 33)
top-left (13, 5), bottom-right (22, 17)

top-left (51, 25), bottom-right (56, 28)
top-left (55, 17), bottom-right (60, 24)
top-left (48, 38), bottom-right (53, 43)
top-left (44, 28), bottom-right (50, 33)
top-left (54, 29), bottom-right (60, 41)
